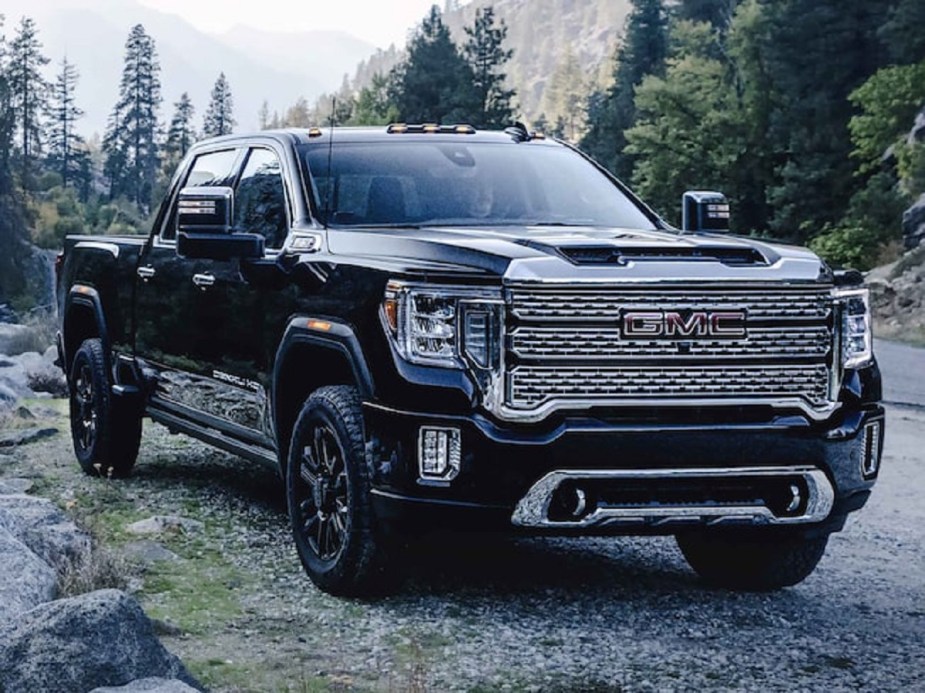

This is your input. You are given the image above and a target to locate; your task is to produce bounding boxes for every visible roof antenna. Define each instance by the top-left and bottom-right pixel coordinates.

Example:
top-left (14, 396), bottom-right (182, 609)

top-left (323, 96), bottom-right (336, 229)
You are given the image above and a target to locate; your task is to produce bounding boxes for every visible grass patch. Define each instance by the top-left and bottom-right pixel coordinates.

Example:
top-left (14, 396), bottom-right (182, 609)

top-left (186, 658), bottom-right (331, 692)
top-left (140, 541), bottom-right (249, 635)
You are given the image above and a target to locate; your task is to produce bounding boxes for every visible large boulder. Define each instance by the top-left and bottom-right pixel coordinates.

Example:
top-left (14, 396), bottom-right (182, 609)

top-left (0, 526), bottom-right (57, 622)
top-left (0, 494), bottom-right (90, 570)
top-left (0, 590), bottom-right (199, 693)
top-left (903, 193), bottom-right (925, 250)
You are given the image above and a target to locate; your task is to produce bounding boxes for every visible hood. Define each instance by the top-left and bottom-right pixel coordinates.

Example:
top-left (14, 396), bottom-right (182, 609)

top-left (324, 224), bottom-right (831, 284)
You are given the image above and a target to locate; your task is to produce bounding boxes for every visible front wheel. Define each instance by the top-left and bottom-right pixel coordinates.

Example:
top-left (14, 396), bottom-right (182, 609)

top-left (68, 338), bottom-right (141, 478)
top-left (676, 531), bottom-right (829, 590)
top-left (286, 385), bottom-right (390, 596)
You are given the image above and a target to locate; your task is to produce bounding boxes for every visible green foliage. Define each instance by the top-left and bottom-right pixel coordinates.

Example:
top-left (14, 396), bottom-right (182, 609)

top-left (761, 0), bottom-right (893, 241)
top-left (581, 0), bottom-right (669, 179)
top-left (878, 0), bottom-right (925, 65)
top-left (625, 42), bottom-right (742, 223)
top-left (673, 0), bottom-right (740, 31)
top-left (848, 61), bottom-right (925, 175)
top-left (809, 224), bottom-right (886, 271)
top-left (350, 74), bottom-right (398, 125)
top-left (162, 92), bottom-right (196, 184)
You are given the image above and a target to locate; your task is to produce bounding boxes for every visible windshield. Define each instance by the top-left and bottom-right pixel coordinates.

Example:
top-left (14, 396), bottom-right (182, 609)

top-left (301, 141), bottom-right (656, 229)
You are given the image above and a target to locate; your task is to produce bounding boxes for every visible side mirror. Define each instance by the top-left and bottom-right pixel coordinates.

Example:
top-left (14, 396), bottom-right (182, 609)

top-left (177, 186), bottom-right (234, 234)
top-left (682, 191), bottom-right (730, 233)
top-left (175, 186), bottom-right (264, 260)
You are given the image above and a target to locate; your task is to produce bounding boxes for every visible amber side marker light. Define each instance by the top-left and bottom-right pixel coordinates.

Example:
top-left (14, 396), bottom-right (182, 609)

top-left (307, 319), bottom-right (332, 332)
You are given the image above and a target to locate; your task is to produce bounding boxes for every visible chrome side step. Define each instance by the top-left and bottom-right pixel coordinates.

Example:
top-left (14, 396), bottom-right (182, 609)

top-left (511, 466), bottom-right (835, 529)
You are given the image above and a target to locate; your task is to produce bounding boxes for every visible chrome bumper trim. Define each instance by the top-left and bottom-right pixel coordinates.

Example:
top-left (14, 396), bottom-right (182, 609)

top-left (511, 466), bottom-right (835, 529)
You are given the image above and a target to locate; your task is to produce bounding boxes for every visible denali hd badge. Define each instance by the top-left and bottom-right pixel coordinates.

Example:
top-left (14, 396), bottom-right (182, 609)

top-left (622, 310), bottom-right (747, 338)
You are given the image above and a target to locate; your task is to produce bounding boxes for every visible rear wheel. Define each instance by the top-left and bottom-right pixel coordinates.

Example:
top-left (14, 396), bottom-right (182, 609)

top-left (68, 338), bottom-right (142, 478)
top-left (286, 385), bottom-right (390, 596)
top-left (676, 531), bottom-right (829, 590)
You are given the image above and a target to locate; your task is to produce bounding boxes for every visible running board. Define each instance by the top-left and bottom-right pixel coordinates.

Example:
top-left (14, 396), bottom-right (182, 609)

top-left (511, 466), bottom-right (835, 529)
top-left (147, 406), bottom-right (278, 469)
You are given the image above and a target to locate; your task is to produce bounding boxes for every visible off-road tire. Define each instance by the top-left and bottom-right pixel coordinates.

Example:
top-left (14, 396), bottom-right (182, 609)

top-left (286, 385), bottom-right (390, 597)
top-left (68, 338), bottom-right (142, 478)
top-left (676, 531), bottom-right (829, 590)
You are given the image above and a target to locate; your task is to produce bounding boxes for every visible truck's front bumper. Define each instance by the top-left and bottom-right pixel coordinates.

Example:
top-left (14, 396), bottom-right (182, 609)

top-left (363, 403), bottom-right (884, 537)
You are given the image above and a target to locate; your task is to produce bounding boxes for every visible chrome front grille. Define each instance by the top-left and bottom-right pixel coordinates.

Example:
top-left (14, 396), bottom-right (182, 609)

top-left (503, 283), bottom-right (836, 418)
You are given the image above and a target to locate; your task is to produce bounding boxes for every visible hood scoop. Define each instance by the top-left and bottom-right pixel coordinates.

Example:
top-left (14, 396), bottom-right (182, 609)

top-left (558, 245), bottom-right (768, 267)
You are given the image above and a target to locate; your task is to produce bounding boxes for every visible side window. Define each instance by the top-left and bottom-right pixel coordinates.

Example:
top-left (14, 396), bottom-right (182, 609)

top-left (162, 148), bottom-right (240, 240)
top-left (234, 148), bottom-right (289, 250)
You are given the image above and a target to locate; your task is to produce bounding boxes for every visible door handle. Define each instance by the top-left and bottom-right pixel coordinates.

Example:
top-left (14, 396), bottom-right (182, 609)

top-left (137, 266), bottom-right (156, 282)
top-left (192, 273), bottom-right (216, 289)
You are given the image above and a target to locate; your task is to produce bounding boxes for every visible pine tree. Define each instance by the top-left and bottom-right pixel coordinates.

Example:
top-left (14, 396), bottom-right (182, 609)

top-left (761, 0), bottom-right (893, 241)
top-left (258, 100), bottom-right (270, 130)
top-left (103, 24), bottom-right (162, 213)
top-left (580, 0), bottom-right (669, 180)
top-left (674, 0), bottom-right (740, 32)
top-left (389, 6), bottom-right (479, 124)
top-left (463, 6), bottom-right (515, 129)
top-left (162, 92), bottom-right (195, 181)
top-left (7, 17), bottom-right (49, 188)
top-left (202, 72), bottom-right (235, 138)
top-left (0, 14), bottom-right (15, 197)
top-left (351, 73), bottom-right (399, 125)
top-left (46, 57), bottom-right (88, 189)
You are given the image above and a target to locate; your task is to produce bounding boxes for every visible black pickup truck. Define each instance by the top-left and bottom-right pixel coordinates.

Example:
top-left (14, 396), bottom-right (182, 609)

top-left (57, 124), bottom-right (884, 595)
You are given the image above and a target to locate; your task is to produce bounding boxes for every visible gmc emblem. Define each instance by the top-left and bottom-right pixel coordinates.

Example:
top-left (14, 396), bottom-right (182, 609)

top-left (622, 310), bottom-right (747, 338)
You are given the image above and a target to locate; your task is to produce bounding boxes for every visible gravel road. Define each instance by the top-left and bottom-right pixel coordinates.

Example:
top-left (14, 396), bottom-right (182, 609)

top-left (1, 340), bottom-right (923, 691)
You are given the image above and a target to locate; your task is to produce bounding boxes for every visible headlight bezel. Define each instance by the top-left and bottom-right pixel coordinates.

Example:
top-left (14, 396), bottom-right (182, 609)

top-left (382, 280), bottom-right (504, 369)
top-left (833, 286), bottom-right (873, 370)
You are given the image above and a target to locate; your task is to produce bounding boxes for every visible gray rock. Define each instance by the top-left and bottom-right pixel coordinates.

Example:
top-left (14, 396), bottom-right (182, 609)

top-left (91, 678), bottom-right (199, 693)
top-left (123, 541), bottom-right (180, 564)
top-left (903, 193), bottom-right (925, 250)
top-left (0, 525), bottom-right (57, 622)
top-left (0, 478), bottom-right (34, 494)
top-left (126, 516), bottom-right (204, 536)
top-left (907, 105), bottom-right (925, 146)
top-left (0, 494), bottom-right (91, 570)
top-left (0, 426), bottom-right (59, 448)
top-left (0, 589), bottom-right (200, 693)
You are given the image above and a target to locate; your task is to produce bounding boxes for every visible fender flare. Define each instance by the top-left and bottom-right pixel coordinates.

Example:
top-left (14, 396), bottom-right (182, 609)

top-left (272, 315), bottom-right (375, 418)
top-left (62, 285), bottom-right (110, 374)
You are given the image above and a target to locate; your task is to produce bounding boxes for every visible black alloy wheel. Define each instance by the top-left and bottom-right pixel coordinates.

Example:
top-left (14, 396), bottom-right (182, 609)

top-left (68, 338), bottom-right (142, 478)
top-left (294, 423), bottom-right (349, 564)
top-left (286, 385), bottom-right (390, 596)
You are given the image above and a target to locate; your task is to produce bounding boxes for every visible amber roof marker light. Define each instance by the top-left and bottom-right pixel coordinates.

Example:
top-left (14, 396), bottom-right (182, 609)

top-left (386, 123), bottom-right (476, 135)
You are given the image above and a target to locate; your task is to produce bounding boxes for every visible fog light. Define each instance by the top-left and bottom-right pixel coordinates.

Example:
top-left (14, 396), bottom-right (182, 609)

top-left (418, 426), bottom-right (461, 482)
top-left (861, 421), bottom-right (883, 478)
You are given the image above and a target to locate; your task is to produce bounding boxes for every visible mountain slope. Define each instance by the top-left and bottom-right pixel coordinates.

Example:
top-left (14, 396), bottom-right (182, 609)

top-left (2, 0), bottom-right (372, 134)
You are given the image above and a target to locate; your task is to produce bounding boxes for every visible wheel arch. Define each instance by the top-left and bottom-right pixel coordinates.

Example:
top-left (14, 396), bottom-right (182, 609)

top-left (62, 286), bottom-right (110, 377)
top-left (272, 317), bottom-right (375, 473)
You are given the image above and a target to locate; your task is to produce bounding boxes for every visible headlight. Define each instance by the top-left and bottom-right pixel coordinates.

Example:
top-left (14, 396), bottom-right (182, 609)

top-left (382, 281), bottom-right (503, 369)
top-left (834, 286), bottom-right (872, 369)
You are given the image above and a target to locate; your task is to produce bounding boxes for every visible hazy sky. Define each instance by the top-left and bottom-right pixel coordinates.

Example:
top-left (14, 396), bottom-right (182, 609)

top-left (137, 0), bottom-right (442, 48)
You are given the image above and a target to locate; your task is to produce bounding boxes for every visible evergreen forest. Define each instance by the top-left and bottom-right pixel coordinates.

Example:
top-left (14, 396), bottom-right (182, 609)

top-left (1, 0), bottom-right (924, 314)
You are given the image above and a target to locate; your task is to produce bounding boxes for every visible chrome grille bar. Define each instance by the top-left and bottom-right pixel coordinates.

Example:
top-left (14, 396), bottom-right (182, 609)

top-left (509, 285), bottom-right (832, 322)
top-left (508, 365), bottom-right (831, 408)
top-left (511, 325), bottom-right (831, 360)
